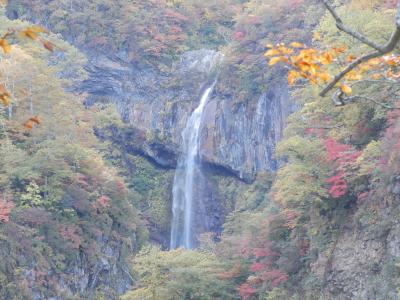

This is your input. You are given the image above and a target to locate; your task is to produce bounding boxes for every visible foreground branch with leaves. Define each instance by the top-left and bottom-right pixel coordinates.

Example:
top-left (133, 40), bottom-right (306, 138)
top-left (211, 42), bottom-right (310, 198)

top-left (266, 0), bottom-right (400, 107)
top-left (319, 0), bottom-right (400, 97)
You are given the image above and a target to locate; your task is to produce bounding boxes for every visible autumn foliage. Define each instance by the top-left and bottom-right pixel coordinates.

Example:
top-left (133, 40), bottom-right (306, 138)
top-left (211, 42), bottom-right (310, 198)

top-left (265, 42), bottom-right (400, 97)
top-left (324, 138), bottom-right (361, 198)
top-left (0, 200), bottom-right (13, 223)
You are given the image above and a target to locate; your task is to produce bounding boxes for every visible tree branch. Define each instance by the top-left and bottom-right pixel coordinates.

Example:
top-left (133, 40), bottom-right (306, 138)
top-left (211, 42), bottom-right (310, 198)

top-left (320, 50), bottom-right (389, 97)
top-left (319, 0), bottom-right (400, 97)
top-left (331, 88), bottom-right (400, 109)
top-left (343, 95), bottom-right (395, 109)
top-left (321, 0), bottom-right (384, 52)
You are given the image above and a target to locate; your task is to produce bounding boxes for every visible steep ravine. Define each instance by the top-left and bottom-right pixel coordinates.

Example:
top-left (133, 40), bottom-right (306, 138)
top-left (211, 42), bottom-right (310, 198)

top-left (88, 49), bottom-right (293, 182)
top-left (77, 49), bottom-right (400, 299)
top-left (104, 49), bottom-right (293, 247)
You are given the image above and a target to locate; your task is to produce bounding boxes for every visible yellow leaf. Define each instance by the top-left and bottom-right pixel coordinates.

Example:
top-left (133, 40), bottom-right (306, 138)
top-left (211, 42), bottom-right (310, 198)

top-left (296, 61), bottom-right (311, 72)
top-left (313, 32), bottom-right (321, 41)
top-left (0, 39), bottom-right (11, 54)
top-left (309, 76), bottom-right (317, 85)
top-left (359, 64), bottom-right (371, 73)
top-left (290, 55), bottom-right (302, 64)
top-left (21, 28), bottom-right (38, 40)
top-left (269, 56), bottom-right (283, 66)
top-left (300, 72), bottom-right (308, 79)
top-left (0, 93), bottom-right (10, 106)
top-left (287, 70), bottom-right (299, 85)
top-left (279, 47), bottom-right (294, 55)
top-left (385, 58), bottom-right (397, 66)
top-left (29, 25), bottom-right (47, 33)
top-left (345, 71), bottom-right (362, 81)
top-left (317, 52), bottom-right (333, 65)
top-left (290, 42), bottom-right (304, 48)
top-left (340, 84), bottom-right (352, 95)
top-left (309, 65), bottom-right (317, 76)
top-left (346, 55), bottom-right (357, 62)
top-left (318, 72), bottom-right (331, 83)
top-left (332, 46), bottom-right (346, 54)
top-left (264, 49), bottom-right (280, 57)
top-left (299, 49), bottom-right (317, 57)
top-left (368, 58), bottom-right (381, 66)
top-left (371, 73), bottom-right (382, 79)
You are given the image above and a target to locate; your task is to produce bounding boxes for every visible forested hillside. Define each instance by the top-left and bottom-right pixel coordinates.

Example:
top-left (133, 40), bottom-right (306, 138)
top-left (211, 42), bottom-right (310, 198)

top-left (0, 0), bottom-right (400, 299)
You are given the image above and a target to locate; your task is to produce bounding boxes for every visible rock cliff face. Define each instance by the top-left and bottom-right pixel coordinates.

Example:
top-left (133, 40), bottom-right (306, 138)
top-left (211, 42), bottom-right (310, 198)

top-left (82, 49), bottom-right (292, 182)
top-left (201, 80), bottom-right (291, 180)
top-left (92, 49), bottom-right (293, 246)
top-left (311, 200), bottom-right (400, 300)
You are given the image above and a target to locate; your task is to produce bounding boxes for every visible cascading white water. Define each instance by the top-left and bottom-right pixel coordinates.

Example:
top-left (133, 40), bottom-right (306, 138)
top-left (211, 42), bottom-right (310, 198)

top-left (170, 83), bottom-right (216, 249)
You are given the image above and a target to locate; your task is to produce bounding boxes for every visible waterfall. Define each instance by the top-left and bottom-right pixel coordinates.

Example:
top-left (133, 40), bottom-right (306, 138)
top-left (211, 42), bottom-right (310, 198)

top-left (170, 82), bottom-right (216, 249)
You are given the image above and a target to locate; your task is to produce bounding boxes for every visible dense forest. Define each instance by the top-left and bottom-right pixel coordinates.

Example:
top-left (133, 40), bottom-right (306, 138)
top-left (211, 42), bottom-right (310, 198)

top-left (0, 0), bottom-right (400, 299)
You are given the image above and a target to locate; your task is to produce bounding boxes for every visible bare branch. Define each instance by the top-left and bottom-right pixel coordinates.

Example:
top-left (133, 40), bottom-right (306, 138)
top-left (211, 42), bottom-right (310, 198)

top-left (319, 0), bottom-right (400, 97)
top-left (331, 88), bottom-right (400, 109)
top-left (340, 95), bottom-right (399, 109)
top-left (321, 0), bottom-right (384, 52)
top-left (320, 51), bottom-right (388, 96)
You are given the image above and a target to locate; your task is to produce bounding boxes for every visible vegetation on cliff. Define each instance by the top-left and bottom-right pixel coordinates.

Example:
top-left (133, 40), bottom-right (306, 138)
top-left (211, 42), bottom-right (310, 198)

top-left (0, 9), bottom-right (146, 298)
top-left (123, 1), bottom-right (400, 299)
top-left (1, 0), bottom-right (400, 299)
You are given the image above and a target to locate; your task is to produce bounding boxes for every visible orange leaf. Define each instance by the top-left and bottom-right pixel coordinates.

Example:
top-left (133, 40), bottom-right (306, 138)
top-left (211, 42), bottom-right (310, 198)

top-left (21, 28), bottom-right (38, 40)
top-left (269, 56), bottom-right (284, 66)
top-left (340, 84), bottom-right (352, 95)
top-left (42, 40), bottom-right (55, 52)
top-left (0, 93), bottom-right (10, 106)
top-left (23, 121), bottom-right (33, 129)
top-left (346, 55), bottom-right (357, 62)
top-left (318, 52), bottom-right (333, 65)
top-left (318, 72), bottom-right (331, 83)
top-left (0, 39), bottom-right (11, 54)
top-left (385, 58), bottom-right (397, 66)
top-left (371, 73), bottom-right (382, 79)
top-left (300, 72), bottom-right (308, 79)
top-left (0, 84), bottom-right (6, 94)
top-left (29, 116), bottom-right (41, 124)
top-left (287, 70), bottom-right (300, 85)
top-left (309, 76), bottom-right (318, 85)
top-left (345, 70), bottom-right (362, 81)
top-left (313, 32), bottom-right (321, 41)
top-left (368, 58), bottom-right (381, 66)
top-left (290, 42), bottom-right (305, 48)
top-left (332, 46), bottom-right (346, 54)
top-left (387, 69), bottom-right (394, 77)
top-left (296, 61), bottom-right (311, 72)
top-left (29, 25), bottom-right (47, 33)
top-left (264, 49), bottom-right (280, 57)
top-left (278, 46), bottom-right (294, 55)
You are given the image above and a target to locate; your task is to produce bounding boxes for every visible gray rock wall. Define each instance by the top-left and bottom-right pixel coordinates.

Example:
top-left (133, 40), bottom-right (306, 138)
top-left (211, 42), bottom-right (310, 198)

top-left (87, 49), bottom-right (292, 182)
top-left (311, 203), bottom-right (400, 300)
